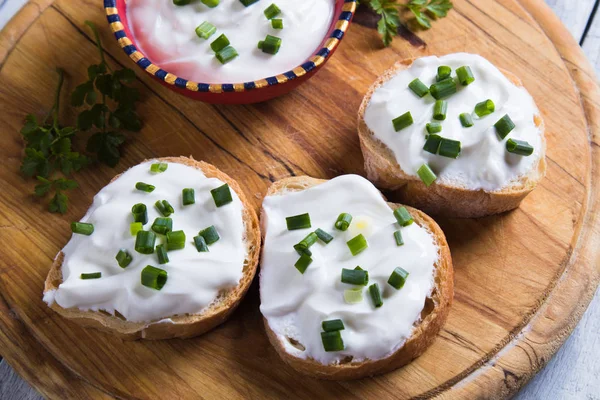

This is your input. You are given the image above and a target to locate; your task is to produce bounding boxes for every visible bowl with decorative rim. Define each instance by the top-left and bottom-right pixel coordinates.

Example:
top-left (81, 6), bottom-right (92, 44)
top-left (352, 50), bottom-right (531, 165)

top-left (103, 0), bottom-right (357, 104)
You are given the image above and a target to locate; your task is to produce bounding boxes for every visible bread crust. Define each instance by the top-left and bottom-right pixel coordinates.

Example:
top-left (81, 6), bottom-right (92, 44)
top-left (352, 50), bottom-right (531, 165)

top-left (260, 176), bottom-right (454, 380)
top-left (357, 58), bottom-right (547, 218)
top-left (43, 156), bottom-right (260, 340)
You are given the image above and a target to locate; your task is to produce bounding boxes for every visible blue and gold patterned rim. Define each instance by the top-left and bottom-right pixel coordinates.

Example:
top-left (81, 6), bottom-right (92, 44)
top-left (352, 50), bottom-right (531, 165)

top-left (103, 0), bottom-right (357, 94)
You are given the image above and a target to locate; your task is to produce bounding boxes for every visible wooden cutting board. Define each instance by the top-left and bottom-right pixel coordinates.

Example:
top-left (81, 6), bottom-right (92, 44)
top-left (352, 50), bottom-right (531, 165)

top-left (0, 0), bottom-right (598, 398)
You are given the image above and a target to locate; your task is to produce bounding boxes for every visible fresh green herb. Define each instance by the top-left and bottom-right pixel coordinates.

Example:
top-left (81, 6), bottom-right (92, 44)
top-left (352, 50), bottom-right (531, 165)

top-left (365, 0), bottom-right (401, 47)
top-left (403, 0), bottom-right (454, 29)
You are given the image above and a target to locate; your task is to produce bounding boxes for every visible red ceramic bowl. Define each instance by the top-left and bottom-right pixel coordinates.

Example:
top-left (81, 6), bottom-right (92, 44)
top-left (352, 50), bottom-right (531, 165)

top-left (104, 0), bottom-right (356, 104)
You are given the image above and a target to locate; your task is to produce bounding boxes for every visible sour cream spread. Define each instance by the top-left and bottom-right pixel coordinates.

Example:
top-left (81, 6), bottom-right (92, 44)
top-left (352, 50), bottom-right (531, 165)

top-left (363, 53), bottom-right (544, 192)
top-left (127, 0), bottom-right (335, 83)
top-left (260, 175), bottom-right (439, 364)
top-left (44, 161), bottom-right (247, 323)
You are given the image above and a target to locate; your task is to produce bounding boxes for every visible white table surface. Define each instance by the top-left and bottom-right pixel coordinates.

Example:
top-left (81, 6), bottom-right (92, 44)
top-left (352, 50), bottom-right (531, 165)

top-left (0, 0), bottom-right (598, 399)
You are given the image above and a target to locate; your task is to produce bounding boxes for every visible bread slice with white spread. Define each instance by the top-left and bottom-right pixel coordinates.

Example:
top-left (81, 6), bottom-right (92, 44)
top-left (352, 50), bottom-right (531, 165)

top-left (259, 175), bottom-right (453, 379)
top-left (358, 53), bottom-right (546, 218)
top-left (43, 156), bottom-right (260, 340)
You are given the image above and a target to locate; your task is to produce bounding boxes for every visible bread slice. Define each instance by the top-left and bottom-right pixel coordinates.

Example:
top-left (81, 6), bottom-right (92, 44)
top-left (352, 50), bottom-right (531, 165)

top-left (43, 156), bottom-right (260, 340)
top-left (358, 58), bottom-right (547, 218)
top-left (260, 176), bottom-right (454, 380)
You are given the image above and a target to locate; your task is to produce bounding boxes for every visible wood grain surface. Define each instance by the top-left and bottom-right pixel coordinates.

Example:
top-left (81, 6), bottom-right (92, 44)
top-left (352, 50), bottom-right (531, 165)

top-left (0, 0), bottom-right (599, 399)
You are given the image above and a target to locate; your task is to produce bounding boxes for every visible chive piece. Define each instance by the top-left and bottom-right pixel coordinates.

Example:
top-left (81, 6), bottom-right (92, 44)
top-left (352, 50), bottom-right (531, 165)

top-left (216, 46), bottom-right (239, 64)
top-left (347, 234), bottom-right (368, 256)
top-left (194, 235), bottom-right (210, 252)
top-left (259, 35), bottom-right (282, 55)
top-left (151, 217), bottom-right (173, 235)
top-left (166, 230), bottom-right (186, 250)
top-left (199, 225), bottom-right (220, 245)
top-left (135, 230), bottom-right (156, 254)
top-left (474, 99), bottom-right (495, 117)
top-left (394, 230), bottom-right (404, 246)
top-left (257, 40), bottom-right (264, 50)
top-left (494, 114), bottom-right (515, 139)
top-left (321, 330), bottom-right (344, 352)
top-left (426, 122), bottom-right (442, 134)
top-left (322, 319), bottom-right (345, 332)
top-left (271, 18), bottom-right (283, 29)
top-left (315, 228), bottom-right (333, 244)
top-left (335, 213), bottom-right (352, 231)
top-left (341, 268), bottom-right (369, 286)
top-left (439, 138), bottom-right (462, 158)
top-left (295, 232), bottom-right (318, 255)
top-left (456, 66), bottom-right (475, 86)
top-left (388, 267), bottom-right (410, 290)
top-left (293, 243), bottom-right (312, 256)
top-left (173, 0), bottom-right (191, 5)
top-left (295, 253), bottom-right (313, 274)
top-left (136, 182), bottom-right (155, 193)
top-left (195, 21), bottom-right (217, 40)
top-left (81, 272), bottom-right (101, 279)
top-left (423, 134), bottom-right (442, 154)
top-left (264, 3), bottom-right (281, 19)
top-left (354, 266), bottom-right (364, 271)
top-left (182, 188), bottom-right (195, 206)
top-left (210, 34), bottom-right (230, 52)
top-left (436, 65), bottom-right (451, 82)
top-left (369, 283), bottom-right (383, 308)
top-left (286, 213), bottom-right (311, 230)
top-left (239, 0), bottom-right (259, 6)
top-left (408, 78), bottom-right (429, 98)
top-left (344, 288), bottom-right (363, 304)
top-left (150, 162), bottom-right (168, 173)
top-left (130, 222), bottom-right (143, 236)
top-left (433, 100), bottom-right (448, 121)
top-left (116, 249), bottom-right (133, 268)
top-left (392, 111), bottom-right (413, 132)
top-left (155, 200), bottom-right (174, 217)
top-left (394, 207), bottom-right (413, 226)
top-left (430, 78), bottom-right (457, 99)
top-left (132, 203), bottom-right (148, 225)
top-left (417, 164), bottom-right (437, 187)
top-left (141, 265), bottom-right (168, 290)
top-left (211, 183), bottom-right (233, 207)
top-left (156, 244), bottom-right (169, 265)
top-left (201, 0), bottom-right (220, 8)
top-left (71, 222), bottom-right (94, 236)
top-left (460, 113), bottom-right (474, 127)
top-left (506, 139), bottom-right (534, 156)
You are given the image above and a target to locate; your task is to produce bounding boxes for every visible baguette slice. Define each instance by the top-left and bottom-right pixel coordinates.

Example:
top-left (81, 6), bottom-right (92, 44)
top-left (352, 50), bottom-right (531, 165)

top-left (358, 58), bottom-right (547, 218)
top-left (44, 156), bottom-right (260, 340)
top-left (260, 176), bottom-right (454, 380)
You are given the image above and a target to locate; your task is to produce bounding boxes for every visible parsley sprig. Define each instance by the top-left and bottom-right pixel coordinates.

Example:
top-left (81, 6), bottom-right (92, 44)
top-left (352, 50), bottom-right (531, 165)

top-left (403, 0), bottom-right (453, 29)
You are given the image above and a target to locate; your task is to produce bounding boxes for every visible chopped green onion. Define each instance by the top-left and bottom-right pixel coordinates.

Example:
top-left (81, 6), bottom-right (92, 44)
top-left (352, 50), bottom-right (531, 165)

top-left (173, 0), bottom-right (191, 5)
top-left (295, 253), bottom-right (313, 274)
top-left (135, 230), bottom-right (156, 254)
top-left (408, 78), bottom-right (429, 98)
top-left (344, 288), bottom-right (363, 304)
top-left (430, 78), bottom-right (456, 100)
top-left (433, 100), bottom-right (448, 121)
top-left (355, 266), bottom-right (364, 271)
top-left (369, 283), bottom-right (383, 308)
top-left (131, 203), bottom-right (148, 224)
top-left (426, 122), bottom-right (442, 134)
top-left (394, 230), bottom-right (404, 246)
top-left (315, 228), bottom-right (333, 244)
top-left (81, 272), bottom-right (101, 279)
top-left (155, 200), bottom-right (174, 217)
top-left (388, 267), bottom-right (410, 290)
top-left (293, 243), bottom-right (312, 256)
top-left (264, 3), bottom-right (281, 19)
top-left (335, 213), bottom-right (352, 231)
top-left (166, 230), bottom-right (186, 250)
top-left (240, 0), bottom-right (259, 6)
top-left (322, 319), bottom-right (345, 332)
top-left (271, 18), bottom-right (283, 29)
top-left (394, 207), bottom-right (413, 226)
top-left (294, 232), bottom-right (317, 255)
top-left (341, 268), bottom-right (369, 286)
top-left (182, 188), bottom-right (195, 206)
top-left (474, 99), bottom-right (495, 117)
top-left (506, 138), bottom-right (534, 156)
top-left (151, 217), bottom-right (172, 235)
top-left (141, 265), bottom-right (167, 290)
top-left (259, 35), bottom-right (282, 55)
top-left (194, 235), bottom-right (210, 252)
top-left (199, 225), bottom-right (220, 245)
top-left (210, 34), bottom-right (230, 52)
top-left (436, 65), bottom-right (451, 82)
top-left (286, 213), bottom-right (311, 230)
top-left (156, 244), bottom-right (169, 265)
top-left (321, 330), bottom-right (344, 352)
top-left (417, 164), bottom-right (437, 187)
top-left (71, 222), bottom-right (94, 236)
top-left (494, 114), bottom-right (515, 139)
top-left (392, 111), bottom-right (413, 132)
top-left (195, 21), bottom-right (216, 40)
top-left (201, 0), bottom-right (220, 8)
top-left (439, 138), bottom-right (462, 158)
top-left (456, 66), bottom-right (475, 86)
top-left (216, 46), bottom-right (239, 64)
top-left (423, 134), bottom-right (442, 154)
top-left (150, 163), bottom-right (168, 173)
top-left (130, 222), bottom-right (143, 236)
top-left (211, 183), bottom-right (233, 207)
top-left (347, 234), bottom-right (368, 256)
top-left (460, 113), bottom-right (474, 127)
top-left (116, 249), bottom-right (132, 268)
top-left (135, 182), bottom-right (155, 193)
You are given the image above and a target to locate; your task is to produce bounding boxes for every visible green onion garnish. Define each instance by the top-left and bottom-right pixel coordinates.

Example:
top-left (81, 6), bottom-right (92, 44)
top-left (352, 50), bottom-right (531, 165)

top-left (293, 243), bottom-right (312, 256)
top-left (135, 182), bottom-right (155, 193)
top-left (294, 232), bottom-right (317, 255)
top-left (344, 288), bottom-right (363, 304)
top-left (315, 228), bottom-right (333, 244)
top-left (506, 138), bottom-right (534, 156)
top-left (173, 0), bottom-right (191, 5)
top-left (388, 267), bottom-right (410, 290)
top-left (460, 113), bottom-right (474, 127)
top-left (341, 268), bottom-right (369, 286)
top-left (166, 230), bottom-right (186, 250)
top-left (322, 319), bottom-right (345, 332)
top-left (135, 230), bottom-right (156, 254)
top-left (433, 100), bottom-right (448, 121)
top-left (474, 99), bottom-right (495, 117)
top-left (394, 230), bottom-right (404, 246)
top-left (436, 65), bottom-right (451, 82)
top-left (199, 225), bottom-right (220, 245)
top-left (494, 114), bottom-right (515, 139)
top-left (116, 249), bottom-right (132, 268)
top-left (392, 111), bottom-right (413, 132)
top-left (141, 265), bottom-right (167, 291)
top-left (430, 78), bottom-right (457, 100)
top-left (71, 222), bottom-right (94, 236)
top-left (394, 207), bottom-right (413, 226)
top-left (258, 35), bottom-right (282, 55)
top-left (426, 122), bottom-right (442, 134)
top-left (456, 66), bottom-right (475, 86)
top-left (423, 134), bottom-right (442, 154)
top-left (408, 78), bottom-right (429, 98)
top-left (150, 163), bottom-right (168, 173)
top-left (195, 21), bottom-right (216, 40)
top-left (369, 283), bottom-right (383, 308)
top-left (439, 138), bottom-right (462, 158)
top-left (295, 253), bottom-right (313, 274)
top-left (347, 234), bottom-right (368, 256)
top-left (201, 0), bottom-right (220, 8)
top-left (286, 213), bottom-right (311, 230)
top-left (211, 183), bottom-right (233, 207)
top-left (321, 330), bottom-right (344, 352)
top-left (240, 0), bottom-right (259, 6)
top-left (417, 164), bottom-right (437, 187)
top-left (194, 235), bottom-right (210, 252)
top-left (210, 34), bottom-right (230, 52)
top-left (155, 200), bottom-right (174, 217)
top-left (151, 217), bottom-right (172, 235)
top-left (216, 46), bottom-right (239, 64)
top-left (264, 3), bottom-right (281, 19)
top-left (130, 222), bottom-right (143, 236)
top-left (271, 18), bottom-right (283, 29)
top-left (182, 188), bottom-right (195, 206)
top-left (335, 213), bottom-right (352, 231)
top-left (81, 272), bottom-right (101, 279)
top-left (156, 244), bottom-right (169, 265)
top-left (131, 203), bottom-right (148, 224)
